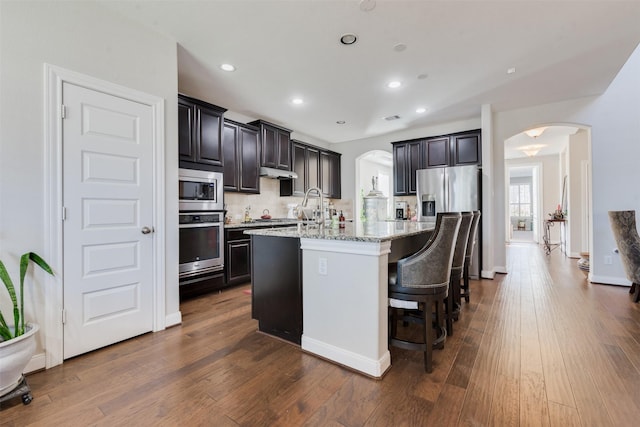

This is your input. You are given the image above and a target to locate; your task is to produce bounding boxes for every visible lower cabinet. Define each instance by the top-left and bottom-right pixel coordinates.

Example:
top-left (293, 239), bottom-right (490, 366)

top-left (224, 224), bottom-right (294, 287)
top-left (225, 229), bottom-right (251, 285)
top-left (251, 234), bottom-right (302, 345)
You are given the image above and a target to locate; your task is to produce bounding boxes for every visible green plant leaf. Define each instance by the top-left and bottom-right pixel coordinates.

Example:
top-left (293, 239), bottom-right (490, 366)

top-left (19, 253), bottom-right (30, 336)
top-left (1, 252), bottom-right (54, 339)
top-left (0, 260), bottom-right (19, 338)
top-left (0, 313), bottom-right (11, 340)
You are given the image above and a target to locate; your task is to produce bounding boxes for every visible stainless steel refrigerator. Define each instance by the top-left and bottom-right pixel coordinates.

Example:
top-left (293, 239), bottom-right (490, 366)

top-left (416, 165), bottom-right (481, 278)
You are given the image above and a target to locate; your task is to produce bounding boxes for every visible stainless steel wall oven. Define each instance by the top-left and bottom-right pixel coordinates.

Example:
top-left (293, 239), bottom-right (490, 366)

top-left (178, 168), bottom-right (225, 288)
top-left (179, 211), bottom-right (224, 279)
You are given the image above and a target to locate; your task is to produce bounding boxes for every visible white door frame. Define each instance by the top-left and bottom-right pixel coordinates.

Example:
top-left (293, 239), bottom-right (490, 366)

top-left (44, 64), bottom-right (166, 368)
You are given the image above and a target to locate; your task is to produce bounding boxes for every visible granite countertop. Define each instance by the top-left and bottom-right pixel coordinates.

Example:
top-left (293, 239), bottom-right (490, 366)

top-left (243, 220), bottom-right (435, 243)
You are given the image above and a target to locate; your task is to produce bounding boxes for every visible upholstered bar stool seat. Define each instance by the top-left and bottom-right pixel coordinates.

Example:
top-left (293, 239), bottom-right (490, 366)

top-left (608, 210), bottom-right (640, 302)
top-left (388, 212), bottom-right (461, 373)
top-left (461, 210), bottom-right (481, 303)
top-left (446, 211), bottom-right (473, 335)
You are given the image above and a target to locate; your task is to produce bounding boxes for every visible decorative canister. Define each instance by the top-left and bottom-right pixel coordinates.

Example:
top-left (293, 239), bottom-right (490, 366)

top-left (363, 176), bottom-right (388, 222)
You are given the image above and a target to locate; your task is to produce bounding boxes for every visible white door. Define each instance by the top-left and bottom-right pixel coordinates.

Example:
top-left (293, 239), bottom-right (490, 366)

top-left (62, 82), bottom-right (154, 359)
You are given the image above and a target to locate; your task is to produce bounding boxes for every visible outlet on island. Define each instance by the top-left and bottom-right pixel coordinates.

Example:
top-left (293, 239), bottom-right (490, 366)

top-left (318, 257), bottom-right (328, 275)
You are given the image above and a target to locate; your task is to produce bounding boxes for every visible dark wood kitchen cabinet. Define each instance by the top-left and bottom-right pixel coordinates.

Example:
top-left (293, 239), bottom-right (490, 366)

top-left (422, 136), bottom-right (449, 168)
top-left (225, 228), bottom-right (251, 285)
top-left (392, 129), bottom-right (481, 195)
top-left (321, 150), bottom-right (341, 199)
top-left (178, 94), bottom-right (227, 170)
top-left (224, 223), bottom-right (295, 287)
top-left (393, 140), bottom-right (421, 195)
top-left (450, 131), bottom-right (482, 166)
top-left (248, 120), bottom-right (292, 170)
top-left (251, 234), bottom-right (302, 344)
top-left (280, 140), bottom-right (341, 199)
top-left (222, 119), bottom-right (260, 193)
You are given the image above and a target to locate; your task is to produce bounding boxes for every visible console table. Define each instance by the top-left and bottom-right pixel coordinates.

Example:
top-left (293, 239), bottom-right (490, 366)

top-left (543, 219), bottom-right (566, 255)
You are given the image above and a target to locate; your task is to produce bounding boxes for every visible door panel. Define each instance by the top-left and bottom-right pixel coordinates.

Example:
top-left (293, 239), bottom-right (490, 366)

top-left (62, 82), bottom-right (154, 359)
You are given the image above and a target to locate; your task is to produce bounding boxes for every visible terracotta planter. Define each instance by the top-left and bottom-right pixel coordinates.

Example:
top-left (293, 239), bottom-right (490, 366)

top-left (0, 323), bottom-right (38, 396)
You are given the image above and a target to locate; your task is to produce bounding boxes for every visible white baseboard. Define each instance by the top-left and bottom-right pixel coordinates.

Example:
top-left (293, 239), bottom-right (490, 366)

top-left (25, 352), bottom-right (46, 374)
top-left (589, 274), bottom-right (631, 287)
top-left (481, 269), bottom-right (496, 279)
top-left (301, 335), bottom-right (390, 378)
top-left (165, 311), bottom-right (182, 328)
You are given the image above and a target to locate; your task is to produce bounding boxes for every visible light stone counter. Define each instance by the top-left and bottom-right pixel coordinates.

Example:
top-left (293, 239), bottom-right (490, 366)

top-left (244, 220), bottom-right (434, 243)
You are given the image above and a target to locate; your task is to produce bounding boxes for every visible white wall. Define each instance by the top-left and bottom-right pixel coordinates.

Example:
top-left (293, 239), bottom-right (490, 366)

top-left (0, 2), bottom-right (180, 355)
top-left (567, 130), bottom-right (589, 257)
top-left (493, 42), bottom-right (640, 285)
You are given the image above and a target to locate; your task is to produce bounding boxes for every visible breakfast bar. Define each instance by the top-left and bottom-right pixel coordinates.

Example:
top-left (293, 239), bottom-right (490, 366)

top-left (246, 220), bottom-right (434, 378)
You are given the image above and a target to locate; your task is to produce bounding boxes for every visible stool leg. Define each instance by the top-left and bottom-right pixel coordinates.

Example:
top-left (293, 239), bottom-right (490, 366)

top-left (446, 289), bottom-right (454, 337)
top-left (463, 259), bottom-right (471, 303)
top-left (423, 299), bottom-right (433, 373)
top-left (434, 295), bottom-right (446, 350)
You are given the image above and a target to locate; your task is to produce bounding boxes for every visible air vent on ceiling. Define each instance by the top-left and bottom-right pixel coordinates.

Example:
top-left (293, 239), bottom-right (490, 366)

top-left (384, 115), bottom-right (401, 121)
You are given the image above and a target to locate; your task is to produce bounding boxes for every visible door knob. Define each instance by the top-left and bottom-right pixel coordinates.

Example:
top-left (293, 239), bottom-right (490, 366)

top-left (141, 226), bottom-right (154, 234)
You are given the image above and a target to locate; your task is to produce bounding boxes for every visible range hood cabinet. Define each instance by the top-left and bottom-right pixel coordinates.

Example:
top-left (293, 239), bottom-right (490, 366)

top-left (259, 167), bottom-right (298, 180)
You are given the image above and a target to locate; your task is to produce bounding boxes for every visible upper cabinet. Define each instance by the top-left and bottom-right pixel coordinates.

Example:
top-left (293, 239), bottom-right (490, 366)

top-left (393, 140), bottom-right (421, 195)
top-left (450, 131), bottom-right (481, 166)
top-left (222, 119), bottom-right (260, 193)
top-left (392, 129), bottom-right (481, 195)
top-left (281, 140), bottom-right (341, 199)
top-left (178, 94), bottom-right (227, 170)
top-left (321, 150), bottom-right (341, 199)
top-left (248, 120), bottom-right (292, 170)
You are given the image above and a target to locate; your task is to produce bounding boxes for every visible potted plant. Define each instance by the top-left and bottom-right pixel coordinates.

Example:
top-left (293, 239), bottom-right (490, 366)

top-left (0, 252), bottom-right (53, 398)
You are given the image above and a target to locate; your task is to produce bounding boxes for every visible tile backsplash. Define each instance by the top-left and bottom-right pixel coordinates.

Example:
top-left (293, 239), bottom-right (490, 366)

top-left (224, 178), bottom-right (353, 223)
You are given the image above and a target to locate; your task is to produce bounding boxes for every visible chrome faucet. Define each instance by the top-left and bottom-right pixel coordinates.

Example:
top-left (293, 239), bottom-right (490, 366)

top-left (301, 187), bottom-right (325, 227)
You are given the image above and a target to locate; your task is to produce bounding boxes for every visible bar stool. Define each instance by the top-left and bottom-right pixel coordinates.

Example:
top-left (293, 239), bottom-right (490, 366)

top-left (388, 212), bottom-right (461, 373)
top-left (461, 210), bottom-right (481, 303)
top-left (446, 211), bottom-right (473, 336)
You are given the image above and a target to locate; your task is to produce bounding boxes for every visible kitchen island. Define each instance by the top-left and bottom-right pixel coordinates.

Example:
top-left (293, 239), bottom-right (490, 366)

top-left (246, 220), bottom-right (434, 378)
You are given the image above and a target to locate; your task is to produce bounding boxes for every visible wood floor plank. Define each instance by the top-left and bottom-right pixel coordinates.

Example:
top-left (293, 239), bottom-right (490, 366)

top-left (519, 370), bottom-right (550, 427)
top-left (547, 401), bottom-right (582, 427)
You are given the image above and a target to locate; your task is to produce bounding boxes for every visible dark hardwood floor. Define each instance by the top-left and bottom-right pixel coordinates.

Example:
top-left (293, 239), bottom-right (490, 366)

top-left (3, 243), bottom-right (640, 426)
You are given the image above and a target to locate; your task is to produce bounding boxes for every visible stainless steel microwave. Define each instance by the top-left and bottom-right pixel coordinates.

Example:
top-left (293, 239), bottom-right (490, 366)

top-left (178, 168), bottom-right (224, 211)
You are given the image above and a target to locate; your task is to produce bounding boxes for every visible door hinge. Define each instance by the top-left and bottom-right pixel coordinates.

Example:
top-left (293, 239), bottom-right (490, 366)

top-left (61, 104), bottom-right (67, 119)
top-left (62, 309), bottom-right (67, 325)
top-left (62, 206), bottom-right (67, 221)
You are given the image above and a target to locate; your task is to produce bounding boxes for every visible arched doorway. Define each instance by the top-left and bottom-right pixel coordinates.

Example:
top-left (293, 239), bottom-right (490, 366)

top-left (504, 124), bottom-right (592, 259)
top-left (355, 150), bottom-right (393, 222)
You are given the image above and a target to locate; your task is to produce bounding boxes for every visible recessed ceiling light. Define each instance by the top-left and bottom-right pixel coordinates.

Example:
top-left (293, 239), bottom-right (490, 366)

top-left (340, 33), bottom-right (357, 45)
top-left (393, 43), bottom-right (407, 52)
top-left (507, 67), bottom-right (516, 74)
top-left (220, 63), bottom-right (235, 72)
top-left (416, 107), bottom-right (427, 114)
top-left (336, 120), bottom-right (346, 125)
top-left (291, 98), bottom-right (304, 105)
top-left (359, 0), bottom-right (376, 12)
top-left (387, 81), bottom-right (401, 89)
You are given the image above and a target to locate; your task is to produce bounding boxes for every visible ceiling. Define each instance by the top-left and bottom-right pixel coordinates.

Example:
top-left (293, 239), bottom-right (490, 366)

top-left (504, 125), bottom-right (579, 160)
top-left (101, 1), bottom-right (640, 145)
